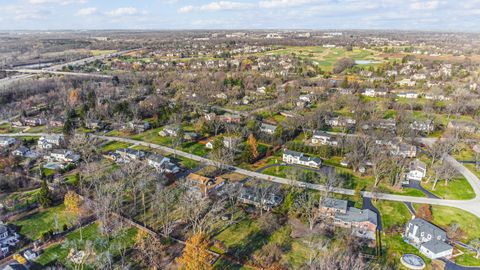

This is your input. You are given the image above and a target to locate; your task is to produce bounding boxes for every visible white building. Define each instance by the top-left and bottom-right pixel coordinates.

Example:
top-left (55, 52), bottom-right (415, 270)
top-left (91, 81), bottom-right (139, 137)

top-left (406, 159), bottom-right (427, 182)
top-left (404, 218), bottom-right (453, 259)
top-left (311, 131), bottom-right (338, 146)
top-left (38, 134), bottom-right (64, 149)
top-left (0, 137), bottom-right (16, 147)
top-left (283, 149), bottom-right (322, 168)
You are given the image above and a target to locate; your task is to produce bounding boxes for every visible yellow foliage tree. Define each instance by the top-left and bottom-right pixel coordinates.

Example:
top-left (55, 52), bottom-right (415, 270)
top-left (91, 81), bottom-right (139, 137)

top-left (247, 134), bottom-right (259, 159)
top-left (64, 191), bottom-right (81, 214)
top-left (68, 89), bottom-right (80, 106)
top-left (176, 233), bottom-right (212, 270)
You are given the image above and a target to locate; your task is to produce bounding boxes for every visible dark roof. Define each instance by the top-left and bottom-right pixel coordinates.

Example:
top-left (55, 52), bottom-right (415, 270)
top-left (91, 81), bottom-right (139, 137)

top-left (336, 207), bottom-right (378, 226)
top-left (284, 149), bottom-right (303, 158)
top-left (1, 263), bottom-right (29, 270)
top-left (408, 218), bottom-right (446, 240)
top-left (321, 198), bottom-right (348, 212)
top-left (421, 239), bottom-right (453, 254)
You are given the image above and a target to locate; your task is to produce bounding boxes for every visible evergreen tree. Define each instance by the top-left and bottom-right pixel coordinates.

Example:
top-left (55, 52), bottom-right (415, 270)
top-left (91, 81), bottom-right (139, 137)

top-left (38, 178), bottom-right (52, 208)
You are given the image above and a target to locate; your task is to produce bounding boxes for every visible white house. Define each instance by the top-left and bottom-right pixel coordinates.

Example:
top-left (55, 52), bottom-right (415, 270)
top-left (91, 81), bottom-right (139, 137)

top-left (115, 148), bottom-right (146, 161)
top-left (311, 131), bottom-right (338, 146)
top-left (49, 149), bottom-right (80, 163)
top-left (260, 123), bottom-right (277, 135)
top-left (283, 149), bottom-right (322, 168)
top-left (398, 78), bottom-right (416, 87)
top-left (404, 218), bottom-right (453, 259)
top-left (38, 134), bottom-right (64, 149)
top-left (397, 92), bottom-right (419, 99)
top-left (159, 126), bottom-right (180, 137)
top-left (146, 153), bottom-right (179, 174)
top-left (0, 137), bottom-right (16, 147)
top-left (410, 120), bottom-right (434, 133)
top-left (406, 159), bottom-right (427, 182)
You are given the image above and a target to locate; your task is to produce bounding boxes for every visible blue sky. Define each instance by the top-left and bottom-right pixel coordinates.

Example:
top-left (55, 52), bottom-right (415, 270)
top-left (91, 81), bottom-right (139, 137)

top-left (0, 0), bottom-right (479, 31)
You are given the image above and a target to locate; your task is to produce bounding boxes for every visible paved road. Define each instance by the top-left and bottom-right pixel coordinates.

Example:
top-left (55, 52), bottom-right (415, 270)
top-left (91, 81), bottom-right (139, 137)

top-left (3, 69), bottom-right (113, 79)
top-left (0, 48), bottom-right (140, 88)
top-left (4, 132), bottom-right (480, 218)
top-left (404, 180), bottom-right (439, 199)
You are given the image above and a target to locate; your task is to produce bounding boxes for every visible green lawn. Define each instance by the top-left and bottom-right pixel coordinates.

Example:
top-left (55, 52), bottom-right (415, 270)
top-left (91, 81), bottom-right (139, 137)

top-left (13, 204), bottom-right (72, 240)
top-left (213, 218), bottom-right (261, 250)
top-left (213, 258), bottom-right (255, 270)
top-left (36, 222), bottom-right (138, 268)
top-left (0, 123), bottom-right (23, 134)
top-left (100, 141), bottom-right (132, 153)
top-left (374, 200), bottom-right (433, 266)
top-left (421, 177), bottom-right (475, 200)
top-left (130, 127), bottom-right (173, 146)
top-left (374, 200), bottom-right (412, 230)
top-left (416, 205), bottom-right (480, 242)
top-left (180, 141), bottom-right (210, 156)
top-left (454, 247), bottom-right (480, 267)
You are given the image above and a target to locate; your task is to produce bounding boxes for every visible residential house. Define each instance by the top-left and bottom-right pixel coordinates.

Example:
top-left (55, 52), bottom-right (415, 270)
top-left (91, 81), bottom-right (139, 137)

top-left (412, 73), bottom-right (427, 81)
top-left (38, 134), bottom-right (64, 149)
top-left (184, 132), bottom-right (200, 141)
top-left (159, 125), bottom-right (180, 137)
top-left (186, 173), bottom-right (225, 196)
top-left (391, 142), bottom-right (417, 158)
top-left (404, 218), bottom-right (453, 259)
top-left (48, 149), bottom-right (80, 163)
top-left (319, 198), bottom-right (348, 215)
top-left (23, 117), bottom-right (45, 127)
top-left (115, 148), bottom-right (145, 161)
top-left (405, 159), bottom-right (427, 183)
top-left (398, 78), bottom-right (416, 87)
top-left (0, 137), bottom-right (16, 147)
top-left (1, 263), bottom-right (29, 270)
top-left (320, 198), bottom-right (378, 240)
top-left (326, 116), bottom-right (356, 127)
top-left (311, 131), bottom-right (338, 146)
top-left (299, 94), bottom-right (313, 103)
top-left (0, 223), bottom-right (20, 258)
top-left (85, 120), bottom-right (105, 130)
top-left (260, 123), bottom-right (277, 135)
top-left (146, 153), bottom-right (179, 174)
top-left (362, 88), bottom-right (388, 97)
top-left (283, 149), bottom-right (322, 168)
top-left (126, 121), bottom-right (150, 133)
top-left (219, 114), bottom-right (242, 124)
top-left (397, 92), bottom-right (419, 99)
top-left (447, 121), bottom-right (477, 133)
top-left (238, 187), bottom-right (282, 211)
top-left (411, 120), bottom-right (434, 133)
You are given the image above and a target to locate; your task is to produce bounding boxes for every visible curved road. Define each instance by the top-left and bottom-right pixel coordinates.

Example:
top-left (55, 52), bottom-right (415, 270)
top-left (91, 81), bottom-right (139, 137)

top-left (4, 132), bottom-right (480, 218)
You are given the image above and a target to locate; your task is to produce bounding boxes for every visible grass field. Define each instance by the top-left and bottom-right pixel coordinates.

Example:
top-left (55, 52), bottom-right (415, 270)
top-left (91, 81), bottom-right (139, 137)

top-left (13, 204), bottom-right (72, 240)
top-left (375, 201), bottom-right (432, 267)
top-left (100, 141), bottom-right (132, 153)
top-left (36, 222), bottom-right (137, 268)
top-left (421, 177), bottom-right (475, 200)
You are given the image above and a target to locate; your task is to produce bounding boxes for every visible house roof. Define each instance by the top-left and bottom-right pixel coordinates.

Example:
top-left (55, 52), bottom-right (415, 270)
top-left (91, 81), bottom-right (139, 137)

top-left (336, 207), bottom-right (378, 226)
top-left (321, 198), bottom-right (348, 212)
top-left (261, 123), bottom-right (277, 131)
top-left (313, 130), bottom-right (332, 138)
top-left (421, 239), bottom-right (453, 254)
top-left (410, 159), bottom-right (426, 171)
top-left (0, 224), bottom-right (7, 234)
top-left (284, 149), bottom-right (303, 158)
top-left (187, 173), bottom-right (211, 185)
top-left (147, 153), bottom-right (168, 163)
top-left (2, 264), bottom-right (30, 270)
top-left (408, 218), bottom-right (446, 240)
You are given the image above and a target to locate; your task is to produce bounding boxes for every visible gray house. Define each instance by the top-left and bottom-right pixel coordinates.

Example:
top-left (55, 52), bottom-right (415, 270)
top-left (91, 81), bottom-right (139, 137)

top-left (404, 218), bottom-right (453, 259)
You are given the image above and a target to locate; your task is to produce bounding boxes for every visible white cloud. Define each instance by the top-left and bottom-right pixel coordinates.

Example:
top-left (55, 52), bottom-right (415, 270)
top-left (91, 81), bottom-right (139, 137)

top-left (409, 1), bottom-right (440, 10)
top-left (200, 1), bottom-right (255, 11)
top-left (76, 7), bottom-right (96, 16)
top-left (105, 7), bottom-right (139, 17)
top-left (29, 0), bottom-right (87, 5)
top-left (259, 0), bottom-right (314, 8)
top-left (178, 5), bottom-right (194, 13)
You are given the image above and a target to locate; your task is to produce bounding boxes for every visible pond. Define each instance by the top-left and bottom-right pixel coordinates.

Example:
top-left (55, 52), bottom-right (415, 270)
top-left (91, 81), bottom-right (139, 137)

top-left (355, 60), bottom-right (382, 65)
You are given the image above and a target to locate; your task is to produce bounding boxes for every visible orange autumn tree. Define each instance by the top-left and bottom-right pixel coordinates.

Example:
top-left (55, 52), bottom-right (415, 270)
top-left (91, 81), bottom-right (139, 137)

top-left (247, 134), bottom-right (259, 159)
top-left (176, 233), bottom-right (212, 270)
top-left (64, 190), bottom-right (81, 214)
top-left (68, 89), bottom-right (80, 106)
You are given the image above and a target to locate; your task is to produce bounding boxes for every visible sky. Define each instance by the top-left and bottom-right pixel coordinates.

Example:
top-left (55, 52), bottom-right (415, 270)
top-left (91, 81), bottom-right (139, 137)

top-left (0, 0), bottom-right (479, 31)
